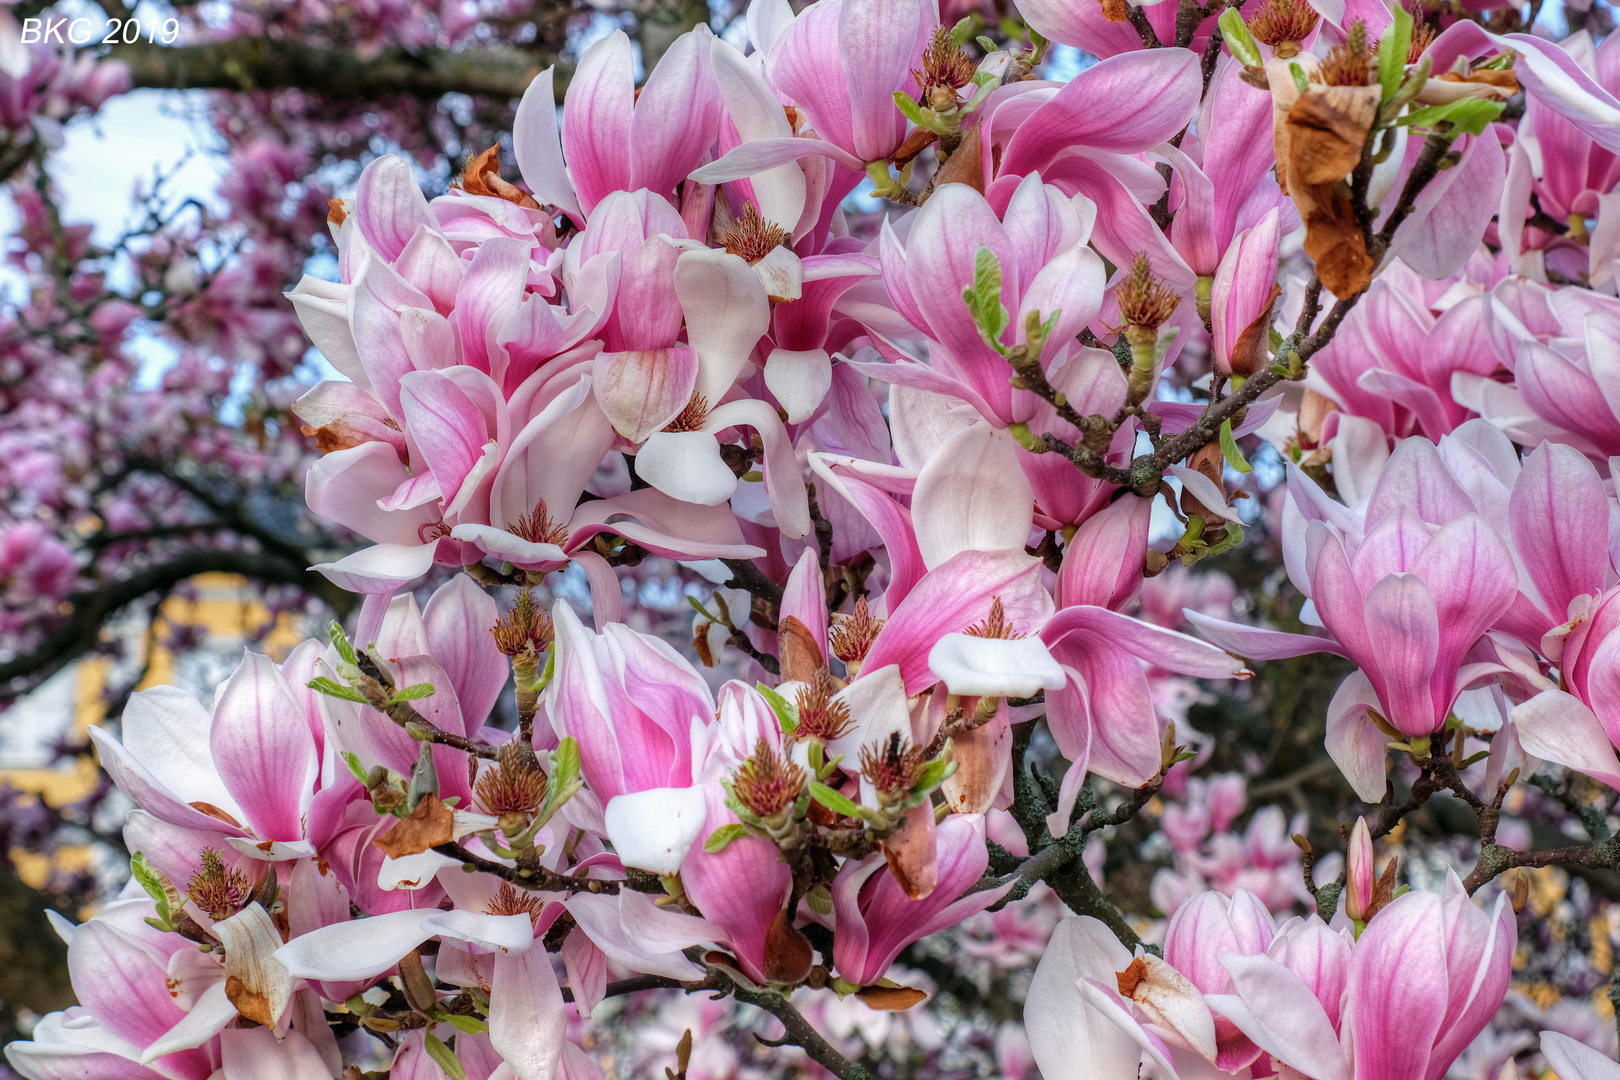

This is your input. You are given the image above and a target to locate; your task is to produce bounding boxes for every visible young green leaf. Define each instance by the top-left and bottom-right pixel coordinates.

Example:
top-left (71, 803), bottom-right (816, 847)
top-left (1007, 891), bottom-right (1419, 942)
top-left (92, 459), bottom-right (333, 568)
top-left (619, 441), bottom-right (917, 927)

top-left (960, 245), bottom-right (1011, 355)
top-left (550, 737), bottom-right (581, 792)
top-left (911, 756), bottom-right (957, 795)
top-left (892, 90), bottom-right (928, 128)
top-left (307, 677), bottom-right (367, 703)
top-left (808, 781), bottom-right (868, 821)
top-left (755, 682), bottom-right (799, 736)
top-left (1377, 1), bottom-right (1413, 103)
top-left (442, 1014), bottom-right (489, 1035)
top-left (388, 682), bottom-right (437, 704)
top-left (341, 751), bottom-right (370, 785)
top-left (129, 852), bottom-right (172, 920)
top-left (1218, 7), bottom-right (1262, 68)
top-left (703, 823), bottom-right (752, 853)
top-left (423, 1033), bottom-right (466, 1080)
top-left (1400, 97), bottom-right (1504, 137)
top-left (1290, 62), bottom-right (1310, 96)
top-left (1219, 419), bottom-right (1253, 474)
top-left (327, 620), bottom-right (358, 666)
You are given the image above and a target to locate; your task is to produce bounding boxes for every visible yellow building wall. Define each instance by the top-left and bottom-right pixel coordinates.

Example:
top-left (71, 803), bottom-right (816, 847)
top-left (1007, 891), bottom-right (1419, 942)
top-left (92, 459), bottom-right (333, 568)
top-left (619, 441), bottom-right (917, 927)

top-left (2, 573), bottom-right (306, 889)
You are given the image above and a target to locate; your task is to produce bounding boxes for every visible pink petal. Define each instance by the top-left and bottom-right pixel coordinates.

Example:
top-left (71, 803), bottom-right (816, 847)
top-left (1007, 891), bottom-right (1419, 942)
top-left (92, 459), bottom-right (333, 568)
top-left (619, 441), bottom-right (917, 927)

top-left (355, 155), bottom-right (433, 263)
top-left (630, 26), bottom-right (721, 199)
top-left (513, 66), bottom-right (582, 221)
top-left (1001, 49), bottom-right (1202, 176)
top-left (211, 653), bottom-right (318, 843)
top-left (592, 347), bottom-right (700, 442)
top-left (839, 0), bottom-right (920, 162)
top-left (422, 575), bottom-right (507, 739)
top-left (560, 31), bottom-right (634, 215)
top-left (1325, 670), bottom-right (1390, 802)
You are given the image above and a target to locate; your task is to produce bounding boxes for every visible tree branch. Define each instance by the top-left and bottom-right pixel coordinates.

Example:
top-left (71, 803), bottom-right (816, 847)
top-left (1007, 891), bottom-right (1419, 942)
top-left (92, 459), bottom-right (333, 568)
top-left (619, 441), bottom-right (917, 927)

top-left (0, 547), bottom-right (351, 701)
top-left (113, 37), bottom-right (567, 100)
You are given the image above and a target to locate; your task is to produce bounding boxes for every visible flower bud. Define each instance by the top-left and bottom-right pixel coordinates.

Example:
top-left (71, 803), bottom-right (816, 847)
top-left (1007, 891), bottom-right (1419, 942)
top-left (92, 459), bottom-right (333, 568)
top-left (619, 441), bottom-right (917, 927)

top-left (1345, 817), bottom-right (1374, 922)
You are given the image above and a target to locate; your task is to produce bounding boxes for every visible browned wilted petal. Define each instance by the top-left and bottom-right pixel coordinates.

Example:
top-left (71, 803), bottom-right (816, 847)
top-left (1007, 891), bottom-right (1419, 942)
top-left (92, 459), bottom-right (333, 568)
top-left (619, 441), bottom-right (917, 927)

top-left (942, 715), bottom-right (1009, 815)
top-left (1099, 0), bottom-right (1130, 22)
top-left (931, 124), bottom-right (985, 194)
top-left (1300, 184), bottom-right (1375, 298)
top-left (1286, 84), bottom-right (1380, 187)
top-left (1298, 388), bottom-right (1336, 448)
top-left (373, 797), bottom-right (456, 859)
top-left (1286, 84), bottom-right (1380, 298)
top-left (881, 803), bottom-right (938, 900)
top-left (1229, 283), bottom-right (1283, 378)
top-left (1178, 443), bottom-right (1229, 521)
top-left (762, 908), bottom-right (815, 984)
top-left (777, 615), bottom-right (825, 684)
top-left (893, 126), bottom-right (940, 169)
top-left (856, 983), bottom-right (930, 1010)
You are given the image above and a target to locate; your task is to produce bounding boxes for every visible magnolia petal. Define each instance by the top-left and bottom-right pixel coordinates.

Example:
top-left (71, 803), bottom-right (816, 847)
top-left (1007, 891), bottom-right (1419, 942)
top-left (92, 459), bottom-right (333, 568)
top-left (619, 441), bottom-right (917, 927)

top-left (1512, 688), bottom-right (1620, 791)
top-left (764, 347), bottom-right (832, 424)
top-left (213, 904), bottom-right (294, 1030)
top-left (489, 948), bottom-right (567, 1080)
top-left (927, 633), bottom-right (1066, 698)
top-left (602, 786), bottom-right (708, 874)
top-left (635, 430), bottom-right (738, 507)
top-left (274, 910), bottom-right (433, 982)
top-left (310, 542), bottom-right (438, 594)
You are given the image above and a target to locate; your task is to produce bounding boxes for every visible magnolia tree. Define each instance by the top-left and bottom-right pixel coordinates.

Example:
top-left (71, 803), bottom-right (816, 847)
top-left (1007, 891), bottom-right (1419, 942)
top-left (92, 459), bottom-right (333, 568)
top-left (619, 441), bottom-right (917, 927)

top-left (12, 0), bottom-right (1620, 1076)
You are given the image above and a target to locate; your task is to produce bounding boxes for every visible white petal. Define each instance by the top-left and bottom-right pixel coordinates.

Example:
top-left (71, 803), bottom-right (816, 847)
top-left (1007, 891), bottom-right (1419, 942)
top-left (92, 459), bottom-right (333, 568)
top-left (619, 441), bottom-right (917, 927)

top-left (213, 904), bottom-right (295, 1029)
top-left (753, 245), bottom-right (803, 302)
top-left (826, 664), bottom-right (913, 766)
top-left (420, 911), bottom-right (538, 955)
top-left (310, 542), bottom-right (438, 594)
top-left (602, 786), bottom-right (708, 874)
top-left (927, 633), bottom-right (1067, 698)
top-left (1026, 918), bottom-right (1148, 1080)
top-left (635, 431), bottom-right (738, 507)
top-left (1512, 688), bottom-right (1620, 790)
top-left (1167, 465), bottom-right (1240, 522)
top-left (764, 348), bottom-right (832, 424)
top-left (274, 910), bottom-right (433, 982)
top-left (140, 981), bottom-right (236, 1063)
top-left (912, 423), bottom-right (1035, 568)
top-left (1539, 1031), bottom-right (1620, 1080)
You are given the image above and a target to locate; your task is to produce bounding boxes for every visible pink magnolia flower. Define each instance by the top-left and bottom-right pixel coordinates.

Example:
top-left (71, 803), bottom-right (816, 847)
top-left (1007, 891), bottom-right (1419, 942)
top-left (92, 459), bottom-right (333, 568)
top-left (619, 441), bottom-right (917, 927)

top-left (1041, 496), bottom-right (1250, 833)
top-left (1192, 437), bottom-right (1518, 800)
top-left (89, 642), bottom-right (352, 862)
top-left (557, 27), bottom-right (721, 218)
top-left (545, 601), bottom-right (714, 873)
top-left (874, 174), bottom-right (1105, 427)
top-left (1210, 873), bottom-right (1515, 1080)
top-left (1162, 889), bottom-right (1277, 1072)
top-left (1310, 267), bottom-right (1502, 442)
top-left (681, 682), bottom-right (796, 985)
top-left (831, 814), bottom-right (1007, 986)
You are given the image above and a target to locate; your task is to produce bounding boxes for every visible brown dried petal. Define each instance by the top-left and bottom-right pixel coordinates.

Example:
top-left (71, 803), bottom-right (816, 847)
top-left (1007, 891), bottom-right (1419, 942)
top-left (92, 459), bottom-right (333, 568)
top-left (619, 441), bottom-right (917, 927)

top-left (1229, 283), bottom-right (1283, 378)
top-left (778, 615), bottom-right (826, 684)
top-left (856, 984), bottom-right (930, 1010)
top-left (1287, 84), bottom-right (1380, 188)
top-left (762, 908), bottom-right (815, 985)
top-left (932, 124), bottom-right (985, 194)
top-left (374, 797), bottom-right (456, 859)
